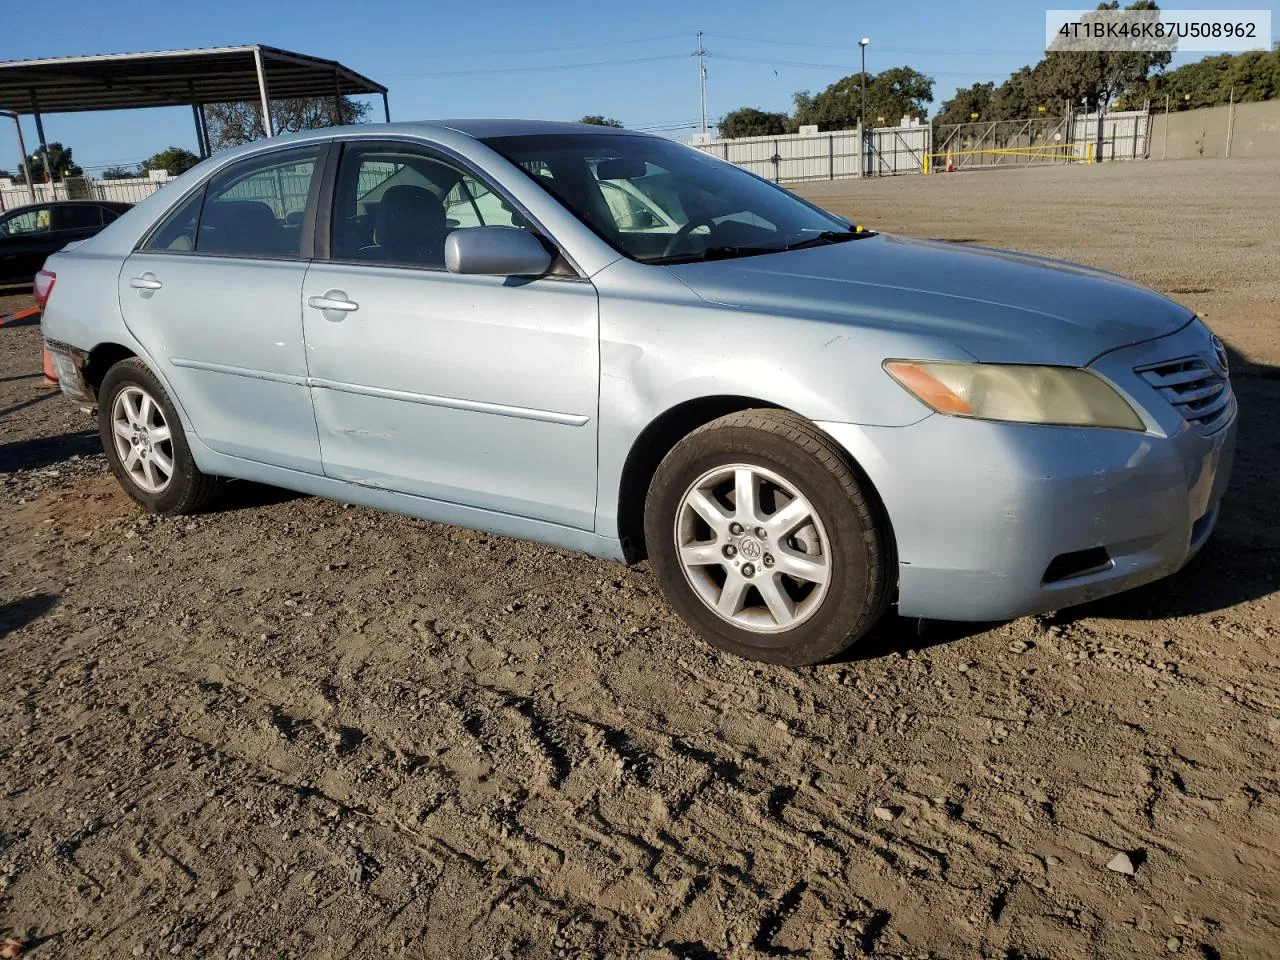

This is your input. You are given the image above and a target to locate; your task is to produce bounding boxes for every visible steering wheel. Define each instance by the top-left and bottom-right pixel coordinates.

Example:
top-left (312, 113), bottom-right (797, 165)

top-left (662, 216), bottom-right (716, 258)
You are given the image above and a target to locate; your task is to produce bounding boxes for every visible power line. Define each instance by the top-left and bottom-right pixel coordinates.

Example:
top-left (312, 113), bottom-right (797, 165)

top-left (386, 53), bottom-right (688, 78)
top-left (704, 30), bottom-right (1031, 58)
top-left (414, 32), bottom-right (692, 61)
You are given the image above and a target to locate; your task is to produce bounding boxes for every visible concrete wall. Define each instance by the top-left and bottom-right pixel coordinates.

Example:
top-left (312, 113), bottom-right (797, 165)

top-left (1151, 100), bottom-right (1280, 160)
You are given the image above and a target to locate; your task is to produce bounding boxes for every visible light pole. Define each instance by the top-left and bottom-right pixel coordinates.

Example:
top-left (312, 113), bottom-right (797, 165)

top-left (859, 38), bottom-right (870, 128)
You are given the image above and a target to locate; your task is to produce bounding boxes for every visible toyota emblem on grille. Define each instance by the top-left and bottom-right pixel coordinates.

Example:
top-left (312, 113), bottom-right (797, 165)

top-left (1211, 335), bottom-right (1229, 377)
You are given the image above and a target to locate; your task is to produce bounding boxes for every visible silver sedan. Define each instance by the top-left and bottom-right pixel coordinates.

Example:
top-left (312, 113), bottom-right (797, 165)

top-left (39, 120), bottom-right (1235, 665)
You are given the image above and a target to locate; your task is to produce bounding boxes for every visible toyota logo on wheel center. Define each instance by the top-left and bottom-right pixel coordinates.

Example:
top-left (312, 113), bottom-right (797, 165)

top-left (738, 536), bottom-right (763, 560)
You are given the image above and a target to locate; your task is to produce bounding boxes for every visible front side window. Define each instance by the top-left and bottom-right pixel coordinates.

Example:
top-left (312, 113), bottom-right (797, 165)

top-left (197, 147), bottom-right (322, 258)
top-left (0, 206), bottom-right (53, 237)
top-left (482, 133), bottom-right (854, 264)
top-left (331, 142), bottom-right (532, 268)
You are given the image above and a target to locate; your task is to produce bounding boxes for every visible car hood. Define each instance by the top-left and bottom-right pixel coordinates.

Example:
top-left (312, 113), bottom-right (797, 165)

top-left (668, 233), bottom-right (1193, 365)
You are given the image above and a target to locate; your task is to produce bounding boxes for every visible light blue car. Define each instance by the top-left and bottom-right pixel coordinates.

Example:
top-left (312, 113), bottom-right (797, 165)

top-left (39, 120), bottom-right (1236, 665)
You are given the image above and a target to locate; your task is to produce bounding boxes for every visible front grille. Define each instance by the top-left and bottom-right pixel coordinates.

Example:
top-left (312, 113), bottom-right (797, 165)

top-left (1136, 356), bottom-right (1234, 434)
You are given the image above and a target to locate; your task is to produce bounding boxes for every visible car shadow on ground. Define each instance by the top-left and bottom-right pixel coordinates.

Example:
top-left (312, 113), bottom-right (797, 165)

top-left (0, 593), bottom-right (58, 639)
top-left (0, 428), bottom-right (100, 473)
top-left (211, 480), bottom-right (306, 513)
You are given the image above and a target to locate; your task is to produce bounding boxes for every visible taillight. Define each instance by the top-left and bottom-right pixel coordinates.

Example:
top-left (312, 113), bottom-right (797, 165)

top-left (33, 269), bottom-right (57, 306)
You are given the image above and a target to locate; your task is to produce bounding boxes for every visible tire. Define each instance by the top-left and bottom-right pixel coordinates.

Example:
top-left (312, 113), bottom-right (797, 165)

top-left (98, 357), bottom-right (223, 515)
top-left (644, 409), bottom-right (894, 666)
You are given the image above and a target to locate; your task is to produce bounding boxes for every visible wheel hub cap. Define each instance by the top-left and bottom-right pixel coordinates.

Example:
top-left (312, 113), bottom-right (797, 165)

top-left (674, 463), bottom-right (831, 634)
top-left (110, 385), bottom-right (174, 495)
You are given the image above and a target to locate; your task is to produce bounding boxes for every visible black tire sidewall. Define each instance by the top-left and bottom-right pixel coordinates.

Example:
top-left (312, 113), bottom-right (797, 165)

top-left (645, 421), bottom-right (883, 666)
top-left (98, 359), bottom-right (203, 514)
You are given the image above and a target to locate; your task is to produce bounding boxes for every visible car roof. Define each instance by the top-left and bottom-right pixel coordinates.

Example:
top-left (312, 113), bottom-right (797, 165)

top-left (428, 119), bottom-right (648, 139)
top-left (1, 199), bottom-right (131, 213)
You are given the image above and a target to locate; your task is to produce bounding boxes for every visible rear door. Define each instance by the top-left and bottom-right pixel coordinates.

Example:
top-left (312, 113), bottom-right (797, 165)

top-left (0, 205), bottom-right (58, 281)
top-left (117, 144), bottom-right (330, 473)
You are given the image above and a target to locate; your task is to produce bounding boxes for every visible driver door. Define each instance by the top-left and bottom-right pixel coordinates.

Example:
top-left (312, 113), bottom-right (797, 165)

top-left (302, 139), bottom-right (600, 530)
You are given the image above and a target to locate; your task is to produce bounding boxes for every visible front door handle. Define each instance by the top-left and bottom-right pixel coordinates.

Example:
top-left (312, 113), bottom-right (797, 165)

top-left (129, 273), bottom-right (163, 291)
top-left (307, 290), bottom-right (359, 315)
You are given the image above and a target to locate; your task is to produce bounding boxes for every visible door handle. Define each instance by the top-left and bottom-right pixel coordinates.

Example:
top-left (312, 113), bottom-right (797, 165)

top-left (129, 274), bottom-right (163, 291)
top-left (307, 290), bottom-right (359, 315)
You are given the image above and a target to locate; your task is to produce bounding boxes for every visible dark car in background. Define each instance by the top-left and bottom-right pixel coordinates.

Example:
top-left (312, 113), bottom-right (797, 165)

top-left (0, 200), bottom-right (133, 285)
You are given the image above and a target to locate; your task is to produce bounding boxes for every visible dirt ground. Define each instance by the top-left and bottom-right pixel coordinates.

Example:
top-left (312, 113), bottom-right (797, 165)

top-left (1, 158), bottom-right (1277, 960)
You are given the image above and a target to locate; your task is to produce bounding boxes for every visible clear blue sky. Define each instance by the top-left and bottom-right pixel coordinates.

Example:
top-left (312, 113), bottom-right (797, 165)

top-left (1, 0), bottom-right (1273, 173)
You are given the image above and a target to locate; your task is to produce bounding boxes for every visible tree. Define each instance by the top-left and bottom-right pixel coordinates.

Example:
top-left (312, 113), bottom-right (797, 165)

top-left (1128, 48), bottom-right (1280, 108)
top-left (792, 66), bottom-right (934, 129)
top-left (580, 115), bottom-right (623, 127)
top-left (934, 82), bottom-right (995, 126)
top-left (0, 168), bottom-right (13, 181)
top-left (205, 96), bottom-right (370, 151)
top-left (718, 107), bottom-right (788, 139)
top-left (23, 142), bottom-right (82, 182)
top-left (142, 147), bottom-right (200, 177)
top-left (101, 166), bottom-right (140, 180)
top-left (1041, 1), bottom-right (1172, 109)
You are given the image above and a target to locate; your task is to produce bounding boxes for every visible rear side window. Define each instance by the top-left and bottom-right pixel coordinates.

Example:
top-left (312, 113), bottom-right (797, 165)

top-left (144, 188), bottom-right (204, 252)
top-left (198, 147), bottom-right (321, 258)
top-left (58, 205), bottom-right (103, 229)
top-left (141, 146), bottom-right (322, 258)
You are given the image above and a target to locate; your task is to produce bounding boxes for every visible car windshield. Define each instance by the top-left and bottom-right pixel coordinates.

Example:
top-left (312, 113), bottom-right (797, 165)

top-left (482, 133), bottom-right (858, 264)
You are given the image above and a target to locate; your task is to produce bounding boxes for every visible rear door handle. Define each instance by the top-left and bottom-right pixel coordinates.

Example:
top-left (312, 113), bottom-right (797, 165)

top-left (307, 291), bottom-right (359, 315)
top-left (129, 274), bottom-right (163, 291)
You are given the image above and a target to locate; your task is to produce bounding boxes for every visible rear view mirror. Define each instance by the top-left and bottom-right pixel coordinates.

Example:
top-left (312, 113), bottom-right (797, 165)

top-left (445, 226), bottom-right (551, 277)
top-left (595, 157), bottom-right (647, 180)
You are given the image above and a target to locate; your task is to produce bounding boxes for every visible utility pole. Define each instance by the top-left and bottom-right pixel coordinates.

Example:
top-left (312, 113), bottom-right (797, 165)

top-left (694, 31), bottom-right (709, 140)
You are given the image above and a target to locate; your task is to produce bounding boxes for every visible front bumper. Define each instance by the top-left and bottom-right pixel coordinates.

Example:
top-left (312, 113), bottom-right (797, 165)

top-left (819, 323), bottom-right (1237, 621)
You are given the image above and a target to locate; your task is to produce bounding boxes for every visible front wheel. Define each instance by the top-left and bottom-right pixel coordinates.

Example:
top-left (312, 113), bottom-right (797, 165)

top-left (644, 410), bottom-right (894, 666)
top-left (98, 358), bottom-right (224, 514)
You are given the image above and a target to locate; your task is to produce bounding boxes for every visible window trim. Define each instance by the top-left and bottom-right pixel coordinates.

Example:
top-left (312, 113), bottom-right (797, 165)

top-left (314, 136), bottom-right (586, 281)
top-left (134, 142), bottom-right (336, 263)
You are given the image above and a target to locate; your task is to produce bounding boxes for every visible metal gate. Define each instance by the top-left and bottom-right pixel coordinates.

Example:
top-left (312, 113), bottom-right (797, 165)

top-left (864, 124), bottom-right (930, 176)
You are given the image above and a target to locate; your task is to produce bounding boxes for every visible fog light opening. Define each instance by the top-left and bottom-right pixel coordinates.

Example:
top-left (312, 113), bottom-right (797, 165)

top-left (1042, 547), bottom-right (1113, 584)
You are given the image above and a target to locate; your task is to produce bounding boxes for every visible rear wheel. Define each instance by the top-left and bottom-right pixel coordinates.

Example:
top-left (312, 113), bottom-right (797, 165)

top-left (98, 358), bottom-right (223, 514)
top-left (644, 410), bottom-right (893, 666)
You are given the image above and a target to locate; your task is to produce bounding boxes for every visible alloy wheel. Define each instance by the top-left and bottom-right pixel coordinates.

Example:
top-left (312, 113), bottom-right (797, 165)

top-left (110, 385), bottom-right (174, 494)
top-left (674, 463), bottom-right (831, 633)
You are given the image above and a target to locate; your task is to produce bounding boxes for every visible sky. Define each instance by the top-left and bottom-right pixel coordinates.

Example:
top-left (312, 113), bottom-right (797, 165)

top-left (1, 0), bottom-right (1274, 174)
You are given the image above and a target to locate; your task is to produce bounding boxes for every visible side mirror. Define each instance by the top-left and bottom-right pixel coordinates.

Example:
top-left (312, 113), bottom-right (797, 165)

top-left (445, 226), bottom-right (551, 277)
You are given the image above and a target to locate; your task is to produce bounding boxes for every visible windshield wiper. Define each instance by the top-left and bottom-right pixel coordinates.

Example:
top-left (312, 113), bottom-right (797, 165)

top-left (778, 228), bottom-right (874, 252)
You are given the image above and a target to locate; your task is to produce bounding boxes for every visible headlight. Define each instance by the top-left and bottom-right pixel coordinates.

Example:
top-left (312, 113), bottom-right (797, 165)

top-left (884, 360), bottom-right (1145, 431)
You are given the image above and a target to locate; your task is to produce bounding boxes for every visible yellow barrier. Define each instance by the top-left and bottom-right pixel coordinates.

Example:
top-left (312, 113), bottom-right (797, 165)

top-left (924, 141), bottom-right (1095, 173)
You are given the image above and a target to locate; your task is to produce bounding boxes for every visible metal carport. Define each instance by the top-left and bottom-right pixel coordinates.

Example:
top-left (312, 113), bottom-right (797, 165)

top-left (0, 45), bottom-right (389, 201)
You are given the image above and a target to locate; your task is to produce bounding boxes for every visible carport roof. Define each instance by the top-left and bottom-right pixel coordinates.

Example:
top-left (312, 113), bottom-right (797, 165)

top-left (0, 45), bottom-right (387, 115)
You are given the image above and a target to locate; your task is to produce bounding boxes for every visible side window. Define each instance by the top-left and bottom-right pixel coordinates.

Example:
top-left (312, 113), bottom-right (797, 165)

top-left (331, 142), bottom-right (531, 268)
top-left (57, 205), bottom-right (103, 230)
top-left (197, 147), bottom-right (322, 258)
top-left (101, 207), bottom-right (121, 224)
top-left (0, 206), bottom-right (52, 236)
top-left (143, 187), bottom-right (204, 252)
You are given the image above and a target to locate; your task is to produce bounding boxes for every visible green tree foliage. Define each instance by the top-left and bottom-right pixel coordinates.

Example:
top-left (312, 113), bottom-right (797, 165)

top-left (933, 0), bottom-right (1187, 124)
top-left (934, 82), bottom-right (996, 126)
top-left (1039, 1), bottom-right (1172, 108)
top-left (22, 143), bottom-right (82, 182)
top-left (791, 66), bottom-right (934, 129)
top-left (580, 115), bottom-right (624, 127)
top-left (206, 96), bottom-right (370, 151)
top-left (100, 166), bottom-right (140, 180)
top-left (142, 147), bottom-right (200, 177)
top-left (718, 107), bottom-right (789, 139)
top-left (1129, 49), bottom-right (1280, 108)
